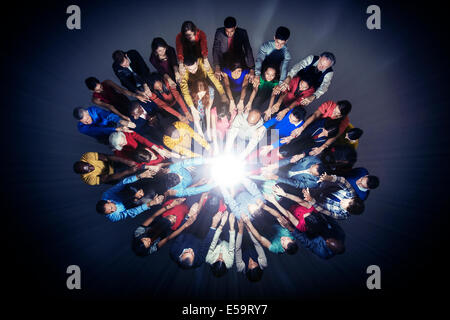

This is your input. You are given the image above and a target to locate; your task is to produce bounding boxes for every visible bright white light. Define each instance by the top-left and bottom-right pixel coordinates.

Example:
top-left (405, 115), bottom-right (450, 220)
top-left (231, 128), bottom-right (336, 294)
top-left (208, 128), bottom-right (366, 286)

top-left (210, 154), bottom-right (246, 187)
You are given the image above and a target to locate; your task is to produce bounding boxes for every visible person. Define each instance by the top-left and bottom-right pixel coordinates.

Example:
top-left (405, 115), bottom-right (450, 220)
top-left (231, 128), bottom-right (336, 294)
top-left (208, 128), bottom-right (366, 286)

top-left (225, 109), bottom-right (264, 158)
top-left (73, 152), bottom-right (139, 185)
top-left (132, 198), bottom-right (198, 256)
top-left (212, 16), bottom-right (255, 81)
top-left (96, 170), bottom-right (164, 222)
top-left (128, 100), bottom-right (164, 144)
top-left (235, 218), bottom-right (268, 282)
top-left (170, 210), bottom-right (224, 269)
top-left (179, 56), bottom-right (228, 113)
top-left (165, 157), bottom-right (216, 198)
top-left (281, 100), bottom-right (352, 156)
top-left (206, 212), bottom-right (236, 277)
top-left (176, 21), bottom-right (209, 73)
top-left (253, 26), bottom-right (291, 87)
top-left (73, 106), bottom-right (136, 144)
top-left (262, 153), bottom-right (325, 189)
top-left (112, 49), bottom-right (152, 94)
top-left (275, 52), bottom-right (336, 106)
top-left (163, 121), bottom-right (211, 158)
top-left (84, 77), bottom-right (149, 121)
top-left (266, 76), bottom-right (314, 121)
top-left (189, 79), bottom-right (215, 137)
top-left (343, 168), bottom-right (379, 201)
top-left (210, 102), bottom-right (237, 154)
top-left (149, 37), bottom-right (181, 86)
top-left (335, 124), bottom-right (363, 149)
top-left (303, 173), bottom-right (365, 219)
top-left (147, 73), bottom-right (193, 124)
top-left (245, 66), bottom-right (279, 113)
top-left (221, 63), bottom-right (250, 113)
top-left (320, 144), bottom-right (357, 176)
top-left (109, 130), bottom-right (176, 165)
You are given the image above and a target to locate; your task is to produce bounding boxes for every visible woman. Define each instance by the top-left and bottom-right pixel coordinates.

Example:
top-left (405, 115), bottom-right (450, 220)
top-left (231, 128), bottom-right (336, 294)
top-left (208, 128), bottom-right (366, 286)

top-left (176, 21), bottom-right (209, 74)
top-left (221, 63), bottom-right (250, 112)
top-left (245, 66), bottom-right (279, 113)
top-left (210, 102), bottom-right (236, 154)
top-left (147, 73), bottom-right (193, 124)
top-left (109, 130), bottom-right (177, 165)
top-left (163, 121), bottom-right (211, 158)
top-left (149, 37), bottom-right (180, 86)
top-left (190, 79), bottom-right (215, 137)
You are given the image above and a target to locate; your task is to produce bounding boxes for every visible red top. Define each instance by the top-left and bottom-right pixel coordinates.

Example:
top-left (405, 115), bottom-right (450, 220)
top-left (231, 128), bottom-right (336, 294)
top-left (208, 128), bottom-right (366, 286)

top-left (289, 204), bottom-right (315, 232)
top-left (162, 199), bottom-right (189, 230)
top-left (283, 76), bottom-right (316, 107)
top-left (318, 101), bottom-right (350, 135)
top-left (114, 131), bottom-right (165, 165)
top-left (93, 81), bottom-right (128, 106)
top-left (150, 79), bottom-right (189, 119)
top-left (175, 29), bottom-right (208, 63)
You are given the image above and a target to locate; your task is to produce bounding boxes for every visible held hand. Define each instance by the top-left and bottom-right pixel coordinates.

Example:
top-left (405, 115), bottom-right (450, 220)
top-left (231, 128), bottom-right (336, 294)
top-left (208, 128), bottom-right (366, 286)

top-left (117, 126), bottom-right (133, 133)
top-left (167, 78), bottom-right (177, 88)
top-left (168, 197), bottom-right (186, 209)
top-left (126, 121), bottom-right (136, 129)
top-left (179, 115), bottom-right (189, 124)
top-left (175, 71), bottom-right (182, 84)
top-left (214, 69), bottom-right (222, 81)
top-left (252, 76), bottom-right (260, 88)
top-left (211, 211), bottom-right (223, 228)
top-left (263, 109), bottom-right (272, 121)
top-left (280, 136), bottom-right (293, 144)
top-left (229, 100), bottom-right (236, 113)
top-left (308, 147), bottom-right (323, 156)
top-left (272, 184), bottom-right (286, 197)
top-left (300, 95), bottom-right (316, 106)
top-left (220, 211), bottom-right (229, 227)
top-left (259, 145), bottom-right (273, 157)
top-left (236, 100), bottom-right (244, 113)
top-left (290, 153), bottom-right (305, 163)
top-left (139, 169), bottom-right (156, 179)
top-left (291, 126), bottom-right (304, 138)
top-left (317, 173), bottom-right (332, 183)
top-left (276, 108), bottom-right (288, 121)
top-left (248, 71), bottom-right (255, 84)
top-left (184, 213), bottom-right (198, 227)
top-left (149, 194), bottom-right (165, 206)
top-left (136, 94), bottom-right (150, 103)
top-left (241, 213), bottom-right (250, 224)
top-left (228, 213), bottom-right (235, 230)
top-left (271, 103), bottom-right (281, 114)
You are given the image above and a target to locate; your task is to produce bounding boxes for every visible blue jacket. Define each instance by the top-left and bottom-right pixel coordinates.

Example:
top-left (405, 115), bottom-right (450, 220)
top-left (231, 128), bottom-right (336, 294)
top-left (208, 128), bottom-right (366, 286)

top-left (276, 155), bottom-right (322, 189)
top-left (169, 158), bottom-right (215, 197)
top-left (169, 228), bottom-right (215, 268)
top-left (77, 106), bottom-right (120, 140)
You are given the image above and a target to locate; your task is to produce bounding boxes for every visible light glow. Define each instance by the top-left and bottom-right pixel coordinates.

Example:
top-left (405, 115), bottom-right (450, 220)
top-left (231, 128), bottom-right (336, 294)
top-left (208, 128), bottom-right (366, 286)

top-left (210, 154), bottom-right (247, 188)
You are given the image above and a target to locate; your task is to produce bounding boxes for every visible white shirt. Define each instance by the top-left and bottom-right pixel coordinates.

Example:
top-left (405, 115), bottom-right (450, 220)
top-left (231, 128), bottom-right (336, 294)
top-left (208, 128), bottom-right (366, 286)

top-left (205, 228), bottom-right (236, 269)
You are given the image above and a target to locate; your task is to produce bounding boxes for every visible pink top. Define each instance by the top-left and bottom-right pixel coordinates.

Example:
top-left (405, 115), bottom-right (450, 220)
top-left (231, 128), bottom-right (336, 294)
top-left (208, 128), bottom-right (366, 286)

top-left (211, 107), bottom-right (237, 140)
top-left (289, 204), bottom-right (315, 232)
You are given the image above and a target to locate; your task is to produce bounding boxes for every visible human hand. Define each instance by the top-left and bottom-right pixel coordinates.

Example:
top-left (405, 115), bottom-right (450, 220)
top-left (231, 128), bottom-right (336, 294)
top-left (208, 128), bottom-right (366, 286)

top-left (237, 218), bottom-right (244, 232)
top-left (168, 197), bottom-right (186, 209)
top-left (236, 100), bottom-right (244, 113)
top-left (309, 147), bottom-right (323, 156)
top-left (280, 136), bottom-right (293, 144)
top-left (214, 68), bottom-right (222, 81)
top-left (263, 109), bottom-right (272, 121)
top-left (179, 115), bottom-right (189, 124)
top-left (167, 78), bottom-right (177, 88)
top-left (263, 193), bottom-right (277, 203)
top-left (136, 94), bottom-right (150, 103)
top-left (175, 71), bottom-right (182, 84)
top-left (276, 108), bottom-right (289, 121)
top-left (149, 194), bottom-right (165, 206)
top-left (211, 211), bottom-right (223, 228)
top-left (317, 173), bottom-right (333, 183)
top-left (300, 95), bottom-right (315, 106)
top-left (272, 184), bottom-right (286, 197)
top-left (228, 213), bottom-right (235, 231)
top-left (184, 213), bottom-right (198, 227)
top-left (220, 211), bottom-right (229, 227)
top-left (291, 126), bottom-right (304, 138)
top-left (290, 153), bottom-right (305, 163)
top-left (188, 202), bottom-right (200, 217)
top-left (259, 145), bottom-right (273, 157)
top-left (139, 169), bottom-right (156, 179)
top-left (252, 76), bottom-right (260, 88)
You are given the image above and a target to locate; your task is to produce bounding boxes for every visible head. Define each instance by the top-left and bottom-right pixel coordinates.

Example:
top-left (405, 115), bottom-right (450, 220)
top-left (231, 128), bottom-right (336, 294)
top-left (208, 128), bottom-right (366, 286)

top-left (132, 237), bottom-right (152, 256)
top-left (326, 238), bottom-right (345, 255)
top-left (322, 118), bottom-right (340, 139)
top-left (134, 148), bottom-right (152, 163)
top-left (179, 248), bottom-right (195, 269)
top-left (164, 173), bottom-right (181, 190)
top-left (298, 78), bottom-right (311, 91)
top-left (361, 175), bottom-right (380, 190)
top-left (274, 26), bottom-right (290, 49)
top-left (216, 102), bottom-right (231, 120)
top-left (96, 200), bottom-right (116, 215)
top-left (309, 163), bottom-right (325, 177)
top-left (247, 109), bottom-right (262, 126)
top-left (73, 161), bottom-right (95, 174)
top-left (151, 37), bottom-right (168, 56)
top-left (211, 260), bottom-right (228, 278)
top-left (224, 16), bottom-right (237, 38)
top-left (332, 100), bottom-right (352, 118)
top-left (112, 50), bottom-right (129, 68)
top-left (317, 52), bottom-right (336, 71)
top-left (129, 101), bottom-right (144, 120)
top-left (202, 192), bottom-right (222, 216)
top-left (184, 56), bottom-right (198, 74)
top-left (109, 131), bottom-right (127, 151)
top-left (132, 218), bottom-right (172, 256)
top-left (263, 66), bottom-right (277, 82)
top-left (289, 106), bottom-right (306, 123)
top-left (85, 77), bottom-right (102, 92)
top-left (181, 21), bottom-right (197, 42)
top-left (73, 107), bottom-right (92, 125)
top-left (304, 212), bottom-right (327, 235)
top-left (246, 265), bottom-right (263, 282)
top-left (346, 128), bottom-right (363, 141)
top-left (281, 237), bottom-right (298, 255)
top-left (341, 197), bottom-right (365, 215)
top-left (230, 62), bottom-right (243, 79)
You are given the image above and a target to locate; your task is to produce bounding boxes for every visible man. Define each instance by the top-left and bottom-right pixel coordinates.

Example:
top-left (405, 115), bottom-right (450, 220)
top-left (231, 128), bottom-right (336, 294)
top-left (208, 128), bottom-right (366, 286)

top-left (225, 109), bottom-right (264, 158)
top-left (303, 173), bottom-right (365, 220)
top-left (179, 56), bottom-right (228, 111)
top-left (212, 16), bottom-right (255, 81)
top-left (344, 167), bottom-right (379, 201)
top-left (170, 210), bottom-right (224, 269)
top-left (253, 26), bottom-right (291, 87)
top-left (73, 152), bottom-right (139, 185)
top-left (275, 52), bottom-right (336, 107)
top-left (96, 169), bottom-right (164, 222)
top-left (112, 49), bottom-right (152, 96)
top-left (85, 77), bottom-right (150, 121)
top-left (335, 124), bottom-right (363, 149)
top-left (73, 106), bottom-right (136, 144)
top-left (281, 100), bottom-right (352, 156)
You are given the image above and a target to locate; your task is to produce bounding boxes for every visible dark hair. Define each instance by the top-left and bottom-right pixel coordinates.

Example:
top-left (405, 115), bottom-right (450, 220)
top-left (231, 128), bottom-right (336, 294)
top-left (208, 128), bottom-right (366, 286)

top-left (315, 163), bottom-right (326, 176)
top-left (246, 266), bottom-right (263, 282)
top-left (323, 118), bottom-right (340, 139)
top-left (262, 65), bottom-right (279, 81)
top-left (132, 237), bottom-right (149, 257)
top-left (134, 147), bottom-right (151, 163)
top-left (230, 61), bottom-right (243, 72)
top-left (327, 238), bottom-right (345, 254)
top-left (148, 72), bottom-right (170, 100)
top-left (181, 21), bottom-right (197, 37)
top-left (112, 50), bottom-right (126, 64)
top-left (73, 161), bottom-right (88, 174)
top-left (95, 200), bottom-right (108, 214)
top-left (347, 198), bottom-right (365, 215)
top-left (291, 106), bottom-right (306, 122)
top-left (337, 100), bottom-right (352, 116)
top-left (73, 107), bottom-right (85, 120)
top-left (183, 55), bottom-right (197, 66)
top-left (347, 128), bottom-right (363, 140)
top-left (85, 77), bottom-right (100, 91)
top-left (275, 26), bottom-right (290, 41)
top-left (285, 241), bottom-right (298, 255)
top-left (179, 257), bottom-right (194, 269)
top-left (151, 37), bottom-right (169, 54)
top-left (304, 212), bottom-right (327, 236)
top-left (216, 102), bottom-right (231, 120)
top-left (202, 192), bottom-right (222, 217)
top-left (224, 16), bottom-right (237, 28)
top-left (320, 52), bottom-right (336, 66)
top-left (211, 261), bottom-right (228, 277)
top-left (367, 175), bottom-right (380, 189)
top-left (164, 173), bottom-right (181, 189)
top-left (129, 101), bottom-right (142, 116)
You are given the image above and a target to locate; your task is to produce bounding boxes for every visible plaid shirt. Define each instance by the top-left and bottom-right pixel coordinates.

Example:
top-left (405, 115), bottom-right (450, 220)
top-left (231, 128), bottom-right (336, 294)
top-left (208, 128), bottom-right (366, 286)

top-left (309, 175), bottom-right (356, 220)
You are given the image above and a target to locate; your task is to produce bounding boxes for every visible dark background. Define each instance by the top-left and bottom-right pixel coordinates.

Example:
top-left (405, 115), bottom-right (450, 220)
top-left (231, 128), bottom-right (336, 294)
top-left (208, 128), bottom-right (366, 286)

top-left (1, 0), bottom-right (449, 313)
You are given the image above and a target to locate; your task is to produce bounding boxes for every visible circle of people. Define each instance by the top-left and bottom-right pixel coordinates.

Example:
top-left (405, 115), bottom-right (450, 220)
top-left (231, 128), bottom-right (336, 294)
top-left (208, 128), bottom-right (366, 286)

top-left (72, 17), bottom-right (380, 282)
